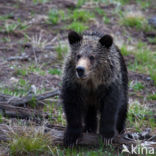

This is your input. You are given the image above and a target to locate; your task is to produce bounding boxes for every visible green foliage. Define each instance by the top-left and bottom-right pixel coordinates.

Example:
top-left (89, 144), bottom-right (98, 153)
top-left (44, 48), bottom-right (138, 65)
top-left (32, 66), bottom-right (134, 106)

top-left (3, 23), bottom-right (18, 33)
top-left (0, 14), bottom-right (13, 21)
top-left (0, 19), bottom-right (29, 33)
top-left (67, 21), bottom-right (88, 33)
top-left (14, 65), bottom-right (46, 77)
top-left (47, 9), bottom-right (65, 25)
top-left (103, 15), bottom-right (110, 24)
top-left (9, 135), bottom-right (51, 155)
top-left (48, 68), bottom-right (61, 75)
top-left (148, 37), bottom-right (156, 44)
top-left (120, 15), bottom-right (153, 32)
top-left (121, 45), bottom-right (130, 56)
top-left (150, 70), bottom-right (156, 85)
top-left (0, 113), bottom-right (3, 123)
top-left (77, 0), bottom-right (86, 7)
top-left (48, 9), bottom-right (60, 25)
top-left (127, 42), bottom-right (156, 85)
top-left (15, 69), bottom-right (27, 76)
top-left (129, 81), bottom-right (144, 91)
top-left (128, 101), bottom-right (155, 131)
top-left (55, 43), bottom-right (68, 59)
top-left (71, 9), bottom-right (94, 22)
top-left (121, 16), bottom-right (144, 28)
top-left (95, 7), bottom-right (105, 15)
top-left (33, 0), bottom-right (49, 4)
top-left (147, 94), bottom-right (156, 100)
top-left (136, 0), bottom-right (150, 9)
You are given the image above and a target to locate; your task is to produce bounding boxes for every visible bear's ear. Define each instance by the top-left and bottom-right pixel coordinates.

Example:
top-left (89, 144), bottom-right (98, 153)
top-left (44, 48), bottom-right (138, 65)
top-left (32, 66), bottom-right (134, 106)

top-left (68, 31), bottom-right (82, 45)
top-left (99, 34), bottom-right (113, 48)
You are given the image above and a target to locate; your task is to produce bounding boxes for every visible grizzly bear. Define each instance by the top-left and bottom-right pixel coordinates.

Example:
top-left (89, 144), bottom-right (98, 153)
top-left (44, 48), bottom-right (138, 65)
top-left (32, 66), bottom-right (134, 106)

top-left (61, 31), bottom-right (128, 146)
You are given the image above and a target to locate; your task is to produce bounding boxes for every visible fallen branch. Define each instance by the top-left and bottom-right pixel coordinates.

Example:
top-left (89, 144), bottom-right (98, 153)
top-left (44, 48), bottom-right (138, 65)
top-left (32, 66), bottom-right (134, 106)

top-left (7, 55), bottom-right (29, 61)
top-left (0, 89), bottom-right (60, 107)
top-left (0, 102), bottom-right (48, 119)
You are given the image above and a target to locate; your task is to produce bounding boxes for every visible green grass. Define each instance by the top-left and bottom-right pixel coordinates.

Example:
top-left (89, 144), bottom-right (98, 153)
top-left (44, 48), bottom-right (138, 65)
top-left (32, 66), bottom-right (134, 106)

top-left (66, 9), bottom-right (94, 33)
top-left (121, 45), bottom-right (130, 56)
top-left (0, 113), bottom-right (3, 123)
top-left (14, 65), bottom-right (46, 77)
top-left (128, 100), bottom-right (155, 131)
top-left (127, 42), bottom-right (156, 85)
top-left (55, 43), bottom-right (68, 59)
top-left (9, 133), bottom-right (52, 155)
top-left (121, 16), bottom-right (144, 28)
top-left (76, 0), bottom-right (86, 7)
top-left (147, 94), bottom-right (156, 100)
top-left (0, 14), bottom-right (13, 21)
top-left (120, 15), bottom-right (152, 32)
top-left (33, 0), bottom-right (49, 4)
top-left (129, 81), bottom-right (144, 91)
top-left (67, 21), bottom-right (88, 33)
top-left (47, 9), bottom-right (65, 25)
top-left (136, 0), bottom-right (150, 9)
top-left (148, 37), bottom-right (156, 44)
top-left (9, 135), bottom-right (123, 156)
top-left (71, 9), bottom-right (94, 22)
top-left (8, 127), bottom-right (123, 156)
top-left (0, 19), bottom-right (29, 33)
top-left (48, 68), bottom-right (61, 75)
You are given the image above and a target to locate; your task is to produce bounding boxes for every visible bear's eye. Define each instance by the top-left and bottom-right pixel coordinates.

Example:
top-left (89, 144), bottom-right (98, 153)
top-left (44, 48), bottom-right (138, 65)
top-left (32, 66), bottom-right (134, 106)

top-left (89, 55), bottom-right (95, 61)
top-left (77, 54), bottom-right (81, 60)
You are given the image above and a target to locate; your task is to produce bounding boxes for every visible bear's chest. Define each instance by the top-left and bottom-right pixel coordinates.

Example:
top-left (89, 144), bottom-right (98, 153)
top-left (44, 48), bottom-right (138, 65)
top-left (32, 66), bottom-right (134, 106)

top-left (82, 86), bottom-right (98, 107)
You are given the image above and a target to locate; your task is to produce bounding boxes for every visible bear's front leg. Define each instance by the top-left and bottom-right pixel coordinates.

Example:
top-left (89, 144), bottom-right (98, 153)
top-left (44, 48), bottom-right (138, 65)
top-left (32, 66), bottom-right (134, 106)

top-left (63, 104), bottom-right (82, 147)
top-left (62, 83), bottom-right (83, 147)
top-left (99, 84), bottom-right (120, 145)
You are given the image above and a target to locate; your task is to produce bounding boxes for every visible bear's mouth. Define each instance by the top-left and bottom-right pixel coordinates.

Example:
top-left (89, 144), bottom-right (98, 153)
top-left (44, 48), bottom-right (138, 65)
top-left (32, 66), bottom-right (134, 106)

top-left (76, 72), bottom-right (87, 80)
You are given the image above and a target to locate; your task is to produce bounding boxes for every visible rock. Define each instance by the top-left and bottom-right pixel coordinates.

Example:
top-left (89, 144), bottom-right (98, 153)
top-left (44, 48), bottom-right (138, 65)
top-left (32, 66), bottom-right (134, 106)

top-left (148, 17), bottom-right (156, 28)
top-left (10, 77), bottom-right (19, 83)
top-left (146, 77), bottom-right (151, 81)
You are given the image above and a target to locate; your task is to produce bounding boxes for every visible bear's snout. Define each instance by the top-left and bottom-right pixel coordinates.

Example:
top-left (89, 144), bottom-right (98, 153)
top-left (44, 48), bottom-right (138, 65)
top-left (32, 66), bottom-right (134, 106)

top-left (76, 66), bottom-right (85, 78)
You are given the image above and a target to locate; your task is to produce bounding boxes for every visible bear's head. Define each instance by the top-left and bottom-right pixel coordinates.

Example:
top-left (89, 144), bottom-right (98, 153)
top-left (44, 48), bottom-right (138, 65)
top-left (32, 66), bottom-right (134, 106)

top-left (68, 31), bottom-right (114, 83)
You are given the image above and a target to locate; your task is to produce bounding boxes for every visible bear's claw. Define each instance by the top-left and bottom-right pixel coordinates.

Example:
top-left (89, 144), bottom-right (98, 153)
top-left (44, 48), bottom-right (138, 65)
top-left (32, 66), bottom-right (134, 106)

top-left (103, 137), bottom-right (114, 145)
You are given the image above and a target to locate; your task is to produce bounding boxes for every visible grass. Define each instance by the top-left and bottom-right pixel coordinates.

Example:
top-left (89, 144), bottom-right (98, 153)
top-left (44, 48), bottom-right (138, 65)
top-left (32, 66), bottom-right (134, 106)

top-left (48, 68), bottom-right (61, 75)
top-left (0, 113), bottom-right (3, 123)
top-left (48, 9), bottom-right (61, 25)
top-left (14, 64), bottom-right (46, 77)
top-left (55, 43), bottom-right (68, 59)
top-left (76, 0), bottom-right (86, 7)
top-left (121, 45), bottom-right (130, 56)
top-left (0, 14), bottom-right (13, 21)
top-left (126, 42), bottom-right (156, 85)
top-left (148, 37), bottom-right (156, 44)
top-left (9, 130), bottom-right (52, 156)
top-left (33, 0), bottom-right (49, 4)
top-left (29, 32), bottom-right (53, 49)
top-left (67, 21), bottom-right (88, 33)
top-left (147, 94), bottom-right (156, 100)
top-left (71, 9), bottom-right (94, 22)
top-left (129, 81), bottom-right (144, 91)
top-left (9, 135), bottom-right (122, 156)
top-left (0, 19), bottom-right (29, 33)
top-left (120, 14), bottom-right (153, 32)
top-left (128, 100), bottom-right (155, 131)
top-left (66, 9), bottom-right (94, 33)
top-left (136, 0), bottom-right (150, 9)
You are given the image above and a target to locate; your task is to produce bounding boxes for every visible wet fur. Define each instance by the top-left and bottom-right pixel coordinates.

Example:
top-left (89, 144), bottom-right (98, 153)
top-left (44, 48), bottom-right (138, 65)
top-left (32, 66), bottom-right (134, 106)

top-left (61, 31), bottom-right (128, 146)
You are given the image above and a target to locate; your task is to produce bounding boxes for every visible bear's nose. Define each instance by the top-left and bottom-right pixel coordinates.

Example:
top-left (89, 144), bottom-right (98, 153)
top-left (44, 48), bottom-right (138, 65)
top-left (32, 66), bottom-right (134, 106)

top-left (76, 66), bottom-right (85, 77)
